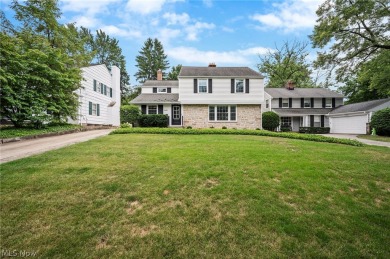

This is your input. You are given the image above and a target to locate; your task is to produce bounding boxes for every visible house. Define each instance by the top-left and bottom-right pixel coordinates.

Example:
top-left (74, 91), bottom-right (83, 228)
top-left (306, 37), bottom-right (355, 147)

top-left (264, 83), bottom-right (344, 131)
top-left (69, 64), bottom-right (121, 126)
top-left (131, 64), bottom-right (265, 129)
top-left (328, 98), bottom-right (390, 134)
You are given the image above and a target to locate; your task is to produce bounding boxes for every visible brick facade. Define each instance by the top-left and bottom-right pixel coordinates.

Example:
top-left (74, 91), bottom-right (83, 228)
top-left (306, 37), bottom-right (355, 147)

top-left (183, 105), bottom-right (262, 129)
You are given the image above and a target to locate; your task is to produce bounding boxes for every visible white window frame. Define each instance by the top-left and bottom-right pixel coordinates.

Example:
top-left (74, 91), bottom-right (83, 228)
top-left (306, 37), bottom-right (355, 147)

top-left (208, 105), bottom-right (237, 122)
top-left (304, 98), bottom-right (311, 108)
top-left (148, 105), bottom-right (157, 114)
top-left (158, 88), bottom-right (167, 93)
top-left (282, 98), bottom-right (289, 108)
top-left (92, 103), bottom-right (97, 116)
top-left (198, 79), bottom-right (208, 93)
top-left (314, 115), bottom-right (321, 127)
top-left (97, 83), bottom-right (101, 93)
top-left (235, 79), bottom-right (244, 93)
top-left (325, 98), bottom-right (332, 108)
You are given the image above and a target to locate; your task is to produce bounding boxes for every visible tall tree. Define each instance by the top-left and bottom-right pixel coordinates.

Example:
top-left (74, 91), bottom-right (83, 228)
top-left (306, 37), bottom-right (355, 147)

top-left (167, 64), bottom-right (182, 80)
top-left (257, 41), bottom-right (316, 88)
top-left (135, 38), bottom-right (169, 83)
top-left (311, 0), bottom-right (390, 83)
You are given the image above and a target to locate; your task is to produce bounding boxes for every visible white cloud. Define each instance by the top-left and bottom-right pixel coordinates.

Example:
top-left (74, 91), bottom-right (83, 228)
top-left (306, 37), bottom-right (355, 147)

top-left (99, 25), bottom-right (142, 38)
top-left (250, 0), bottom-right (322, 32)
top-left (222, 26), bottom-right (234, 33)
top-left (185, 21), bottom-right (215, 41)
top-left (166, 46), bottom-right (271, 65)
top-left (126, 0), bottom-right (184, 15)
top-left (163, 12), bottom-right (190, 25)
top-left (203, 0), bottom-right (213, 8)
top-left (157, 28), bottom-right (181, 45)
top-left (61, 0), bottom-right (120, 15)
top-left (73, 15), bottom-right (101, 28)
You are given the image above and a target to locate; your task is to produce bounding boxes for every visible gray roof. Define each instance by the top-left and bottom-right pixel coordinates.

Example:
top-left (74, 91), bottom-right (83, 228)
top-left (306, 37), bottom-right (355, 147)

top-left (265, 88), bottom-right (344, 98)
top-left (130, 94), bottom-right (179, 104)
top-left (329, 98), bottom-right (390, 114)
top-left (143, 80), bottom-right (178, 87)
top-left (179, 66), bottom-right (264, 78)
top-left (273, 108), bottom-right (333, 116)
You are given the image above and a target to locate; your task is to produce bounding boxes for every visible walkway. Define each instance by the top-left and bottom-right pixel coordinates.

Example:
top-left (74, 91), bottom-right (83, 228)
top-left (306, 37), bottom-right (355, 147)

top-left (322, 134), bottom-right (390, 148)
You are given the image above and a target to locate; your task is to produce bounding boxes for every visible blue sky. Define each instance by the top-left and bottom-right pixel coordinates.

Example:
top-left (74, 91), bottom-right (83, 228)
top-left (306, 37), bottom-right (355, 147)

top-left (1, 0), bottom-right (323, 85)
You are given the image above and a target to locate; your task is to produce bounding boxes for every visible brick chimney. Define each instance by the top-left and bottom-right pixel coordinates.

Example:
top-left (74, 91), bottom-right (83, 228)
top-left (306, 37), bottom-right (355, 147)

top-left (157, 69), bottom-right (162, 81)
top-left (208, 63), bottom-right (216, 67)
top-left (285, 80), bottom-right (295, 90)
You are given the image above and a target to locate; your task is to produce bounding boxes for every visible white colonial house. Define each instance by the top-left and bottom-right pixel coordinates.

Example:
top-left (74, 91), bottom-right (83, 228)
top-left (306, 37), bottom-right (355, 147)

top-left (69, 64), bottom-right (121, 126)
top-left (131, 64), bottom-right (264, 129)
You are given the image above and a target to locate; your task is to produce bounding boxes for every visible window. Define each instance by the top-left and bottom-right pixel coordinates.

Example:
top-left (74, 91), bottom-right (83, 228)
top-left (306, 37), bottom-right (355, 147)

top-left (266, 100), bottom-right (269, 108)
top-left (314, 115), bottom-right (321, 127)
top-left (158, 88), bottom-right (167, 93)
top-left (89, 102), bottom-right (100, 116)
top-left (92, 103), bottom-right (97, 116)
top-left (209, 105), bottom-right (236, 121)
top-left (282, 98), bottom-right (289, 108)
top-left (281, 117), bottom-right (291, 127)
top-left (304, 98), bottom-right (311, 108)
top-left (325, 98), bottom-right (332, 108)
top-left (235, 79), bottom-right (244, 93)
top-left (198, 79), bottom-right (208, 93)
top-left (97, 83), bottom-right (101, 93)
top-left (148, 105), bottom-right (157, 114)
top-left (173, 106), bottom-right (180, 119)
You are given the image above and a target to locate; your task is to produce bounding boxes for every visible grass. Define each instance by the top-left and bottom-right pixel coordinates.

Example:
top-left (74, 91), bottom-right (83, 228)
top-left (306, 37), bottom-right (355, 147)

top-left (1, 134), bottom-right (389, 258)
top-left (358, 134), bottom-right (390, 142)
top-left (0, 124), bottom-right (81, 139)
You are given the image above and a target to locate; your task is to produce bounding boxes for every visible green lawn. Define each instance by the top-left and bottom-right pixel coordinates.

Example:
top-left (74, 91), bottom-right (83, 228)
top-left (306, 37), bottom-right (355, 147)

top-left (358, 134), bottom-right (390, 142)
top-left (0, 124), bottom-right (81, 139)
top-left (1, 134), bottom-right (389, 258)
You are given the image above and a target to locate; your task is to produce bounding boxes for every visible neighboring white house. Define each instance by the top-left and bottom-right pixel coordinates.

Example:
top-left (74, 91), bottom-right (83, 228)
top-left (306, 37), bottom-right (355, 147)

top-left (131, 64), bottom-right (264, 129)
top-left (328, 98), bottom-right (390, 134)
top-left (69, 64), bottom-right (121, 126)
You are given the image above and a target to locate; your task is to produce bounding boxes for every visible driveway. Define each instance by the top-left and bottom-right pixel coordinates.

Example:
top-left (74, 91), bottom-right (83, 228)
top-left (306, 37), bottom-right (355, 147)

top-left (0, 129), bottom-right (113, 164)
top-left (322, 134), bottom-right (390, 148)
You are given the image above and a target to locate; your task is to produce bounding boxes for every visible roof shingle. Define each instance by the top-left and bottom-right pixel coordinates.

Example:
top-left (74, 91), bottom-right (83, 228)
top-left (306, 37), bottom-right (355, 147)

top-left (329, 98), bottom-right (390, 114)
top-left (265, 88), bottom-right (343, 98)
top-left (273, 108), bottom-right (333, 116)
top-left (179, 66), bottom-right (264, 78)
top-left (142, 80), bottom-right (178, 87)
top-left (130, 94), bottom-right (179, 104)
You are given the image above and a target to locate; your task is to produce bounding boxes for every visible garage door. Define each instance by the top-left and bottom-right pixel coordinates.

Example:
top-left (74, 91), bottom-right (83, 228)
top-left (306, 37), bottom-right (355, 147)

top-left (330, 115), bottom-right (368, 134)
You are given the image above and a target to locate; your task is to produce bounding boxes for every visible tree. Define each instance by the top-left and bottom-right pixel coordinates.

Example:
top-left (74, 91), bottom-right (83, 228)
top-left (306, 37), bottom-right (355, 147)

top-left (262, 111), bottom-right (280, 131)
top-left (311, 0), bottom-right (390, 83)
top-left (371, 108), bottom-right (390, 136)
top-left (257, 41), bottom-right (316, 88)
top-left (135, 38), bottom-right (169, 83)
top-left (167, 64), bottom-right (182, 80)
top-left (120, 105), bottom-right (140, 125)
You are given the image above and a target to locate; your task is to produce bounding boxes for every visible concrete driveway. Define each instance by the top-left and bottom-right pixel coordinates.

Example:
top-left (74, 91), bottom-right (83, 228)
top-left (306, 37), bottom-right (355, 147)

top-left (322, 134), bottom-right (390, 148)
top-left (0, 129), bottom-right (113, 164)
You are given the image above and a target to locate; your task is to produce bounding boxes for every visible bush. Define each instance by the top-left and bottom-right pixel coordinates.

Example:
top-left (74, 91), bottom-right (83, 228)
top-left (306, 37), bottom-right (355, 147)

top-left (299, 127), bottom-right (330, 134)
top-left (280, 125), bottom-right (291, 132)
top-left (120, 123), bottom-right (132, 128)
top-left (262, 111), bottom-right (280, 131)
top-left (138, 114), bottom-right (169, 127)
top-left (222, 126), bottom-right (227, 129)
top-left (371, 108), bottom-right (390, 136)
top-left (120, 105), bottom-right (140, 125)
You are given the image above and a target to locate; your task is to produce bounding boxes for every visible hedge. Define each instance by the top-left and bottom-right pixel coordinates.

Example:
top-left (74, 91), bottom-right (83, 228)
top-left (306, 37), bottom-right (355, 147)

top-left (120, 105), bottom-right (140, 125)
top-left (371, 108), bottom-right (390, 136)
top-left (138, 114), bottom-right (169, 127)
top-left (262, 111), bottom-right (280, 131)
top-left (110, 128), bottom-right (364, 146)
top-left (299, 127), bottom-right (330, 134)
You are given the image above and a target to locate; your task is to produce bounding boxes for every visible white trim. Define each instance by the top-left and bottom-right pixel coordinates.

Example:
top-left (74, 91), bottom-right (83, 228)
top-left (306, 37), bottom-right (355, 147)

top-left (197, 78), bottom-right (208, 93)
top-left (234, 78), bottom-right (245, 93)
top-left (208, 105), bottom-right (237, 122)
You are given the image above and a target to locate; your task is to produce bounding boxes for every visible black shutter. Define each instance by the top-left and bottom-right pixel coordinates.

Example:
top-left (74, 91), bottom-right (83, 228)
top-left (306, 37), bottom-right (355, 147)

top-left (208, 79), bottom-right (212, 93)
top-left (158, 105), bottom-right (163, 114)
top-left (193, 79), bottom-right (198, 93)
top-left (245, 79), bottom-right (249, 93)
top-left (104, 85), bottom-right (107, 95)
top-left (301, 98), bottom-right (304, 108)
top-left (97, 104), bottom-right (100, 116)
top-left (310, 115), bottom-right (314, 127)
top-left (167, 88), bottom-right (171, 93)
top-left (101, 83), bottom-right (104, 94)
top-left (93, 80), bottom-right (97, 91)
top-left (141, 105), bottom-right (146, 114)
top-left (322, 98), bottom-right (326, 108)
top-left (310, 98), bottom-right (314, 108)
top-left (332, 98), bottom-right (336, 108)
top-left (153, 87), bottom-right (157, 93)
top-left (231, 79), bottom-right (235, 93)
top-left (289, 98), bottom-right (292, 108)
top-left (279, 98), bottom-right (282, 108)
top-left (110, 88), bottom-right (112, 97)
top-left (321, 115), bottom-right (325, 127)
top-left (89, 102), bottom-right (92, 115)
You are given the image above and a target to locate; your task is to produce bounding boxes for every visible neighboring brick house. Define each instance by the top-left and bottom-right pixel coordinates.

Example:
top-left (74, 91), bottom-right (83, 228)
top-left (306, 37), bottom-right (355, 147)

top-left (264, 82), bottom-right (344, 131)
top-left (131, 64), bottom-right (265, 129)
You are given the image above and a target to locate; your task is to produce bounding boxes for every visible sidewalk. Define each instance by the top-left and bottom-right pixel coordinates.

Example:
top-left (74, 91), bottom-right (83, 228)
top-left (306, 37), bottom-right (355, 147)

top-left (321, 134), bottom-right (390, 148)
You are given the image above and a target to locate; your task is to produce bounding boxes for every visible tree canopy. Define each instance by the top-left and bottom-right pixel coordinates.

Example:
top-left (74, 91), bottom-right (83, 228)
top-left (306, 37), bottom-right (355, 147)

top-left (167, 64), bottom-right (182, 80)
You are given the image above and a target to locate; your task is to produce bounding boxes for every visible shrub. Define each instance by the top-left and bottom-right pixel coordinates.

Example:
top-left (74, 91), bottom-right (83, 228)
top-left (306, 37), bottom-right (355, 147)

top-left (262, 111), bottom-right (280, 131)
top-left (138, 114), bottom-right (169, 127)
top-left (371, 108), bottom-right (390, 136)
top-left (186, 126), bottom-right (192, 129)
top-left (222, 126), bottom-right (227, 129)
top-left (299, 127), bottom-right (330, 134)
top-left (280, 126), bottom-right (291, 132)
top-left (120, 105), bottom-right (140, 125)
top-left (120, 123), bottom-right (132, 128)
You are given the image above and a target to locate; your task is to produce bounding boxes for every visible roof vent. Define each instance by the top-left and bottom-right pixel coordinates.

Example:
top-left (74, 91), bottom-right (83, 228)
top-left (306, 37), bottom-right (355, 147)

top-left (208, 63), bottom-right (216, 67)
top-left (285, 80), bottom-right (295, 90)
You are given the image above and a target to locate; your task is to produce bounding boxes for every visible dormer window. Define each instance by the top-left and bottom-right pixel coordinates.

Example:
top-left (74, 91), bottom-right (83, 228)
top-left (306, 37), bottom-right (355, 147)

top-left (158, 88), bottom-right (167, 93)
top-left (198, 79), bottom-right (208, 93)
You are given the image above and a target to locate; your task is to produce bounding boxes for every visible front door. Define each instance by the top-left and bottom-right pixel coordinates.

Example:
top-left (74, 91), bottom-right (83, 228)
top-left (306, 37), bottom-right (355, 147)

top-left (171, 105), bottom-right (181, 125)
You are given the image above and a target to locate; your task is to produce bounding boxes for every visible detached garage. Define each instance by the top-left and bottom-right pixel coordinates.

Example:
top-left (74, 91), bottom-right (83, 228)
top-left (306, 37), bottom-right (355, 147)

top-left (328, 98), bottom-right (390, 134)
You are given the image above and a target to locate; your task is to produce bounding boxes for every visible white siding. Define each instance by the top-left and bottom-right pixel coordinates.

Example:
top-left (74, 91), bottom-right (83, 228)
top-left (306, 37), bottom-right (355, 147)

top-left (329, 115), bottom-right (368, 134)
top-left (178, 78), bottom-right (264, 104)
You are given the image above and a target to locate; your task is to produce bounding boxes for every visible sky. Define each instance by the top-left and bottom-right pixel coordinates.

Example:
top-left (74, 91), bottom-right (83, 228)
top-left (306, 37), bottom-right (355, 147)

top-left (1, 0), bottom-right (323, 86)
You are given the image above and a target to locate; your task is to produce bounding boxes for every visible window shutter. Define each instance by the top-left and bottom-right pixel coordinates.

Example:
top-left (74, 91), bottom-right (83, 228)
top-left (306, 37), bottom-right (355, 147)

top-left (310, 115), bottom-right (314, 127)
top-left (158, 105), bottom-right (163, 114)
top-left (208, 79), bottom-right (212, 93)
top-left (289, 98), bottom-right (292, 108)
top-left (167, 88), bottom-right (171, 93)
top-left (104, 85), bottom-right (107, 95)
top-left (332, 98), bottom-right (336, 108)
top-left (310, 98), bottom-right (314, 108)
top-left (193, 79), bottom-right (198, 93)
top-left (110, 88), bottom-right (113, 98)
top-left (97, 104), bottom-right (100, 116)
top-left (93, 80), bottom-right (97, 91)
top-left (301, 98), bottom-right (304, 108)
top-left (141, 105), bottom-right (146, 114)
top-left (279, 98), bottom-right (282, 108)
top-left (245, 79), bottom-right (249, 93)
top-left (321, 115), bottom-right (325, 127)
top-left (89, 102), bottom-right (92, 115)
top-left (153, 87), bottom-right (157, 93)
top-left (231, 79), bottom-right (235, 93)
top-left (322, 98), bottom-right (326, 108)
